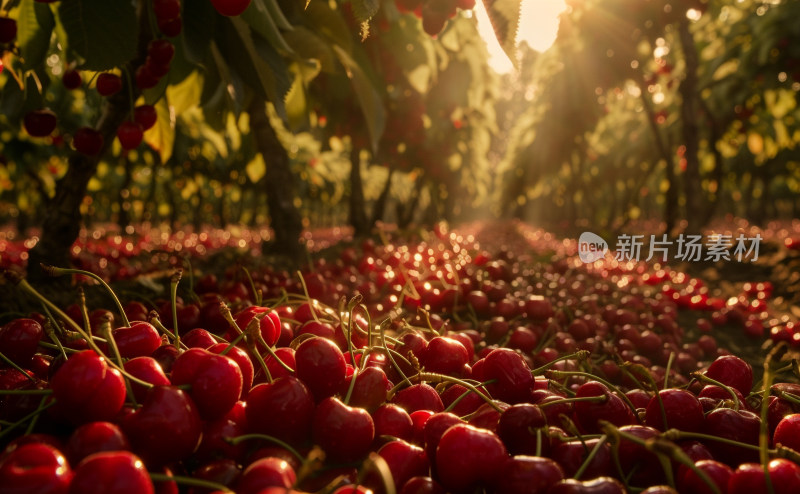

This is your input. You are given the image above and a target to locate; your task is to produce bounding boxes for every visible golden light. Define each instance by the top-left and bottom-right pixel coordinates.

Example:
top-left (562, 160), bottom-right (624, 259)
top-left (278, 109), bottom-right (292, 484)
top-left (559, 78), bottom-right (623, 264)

top-left (475, 0), bottom-right (568, 73)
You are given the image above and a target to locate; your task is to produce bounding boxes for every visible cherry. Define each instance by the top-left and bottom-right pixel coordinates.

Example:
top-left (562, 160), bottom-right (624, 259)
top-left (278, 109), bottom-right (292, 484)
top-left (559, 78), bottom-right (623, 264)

top-left (551, 437), bottom-right (613, 479)
top-left (245, 376), bottom-right (315, 446)
top-left (62, 68), bottom-right (83, 89)
top-left (188, 459), bottom-right (241, 494)
top-left (295, 336), bottom-right (346, 401)
top-left (423, 336), bottom-right (469, 374)
top-left (124, 356), bottom-right (170, 401)
top-left (392, 383), bottom-right (444, 413)
top-left (73, 127), bottom-right (104, 156)
top-left (342, 366), bottom-right (389, 412)
top-left (0, 317), bottom-right (43, 366)
top-left (312, 397), bottom-right (375, 462)
top-left (117, 121), bottom-right (144, 150)
top-left (0, 442), bottom-right (72, 494)
top-left (196, 412), bottom-right (247, 463)
top-left (439, 383), bottom-right (484, 416)
top-left (704, 407), bottom-right (760, 466)
top-left (96, 73), bottom-right (122, 96)
top-left (209, 0), bottom-right (252, 16)
top-left (147, 39), bottom-right (175, 66)
top-left (467, 400), bottom-right (509, 432)
top-left (497, 403), bottom-right (548, 455)
top-left (133, 105), bottom-right (158, 131)
top-left (23, 109), bottom-right (58, 137)
top-left (236, 457), bottom-right (296, 494)
top-left (773, 413), bottom-right (800, 451)
top-left (435, 424), bottom-right (507, 493)
top-left (135, 64), bottom-right (161, 89)
top-left (207, 342), bottom-right (254, 398)
top-left (705, 355), bottom-right (753, 395)
top-left (69, 451), bottom-right (154, 494)
top-left (257, 346), bottom-right (296, 382)
top-left (153, 0), bottom-right (181, 21)
top-left (181, 328), bottom-right (216, 348)
top-left (645, 388), bottom-right (705, 432)
top-left (233, 306), bottom-right (280, 347)
top-left (122, 386), bottom-right (203, 466)
top-left (494, 455), bottom-right (565, 494)
top-left (616, 425), bottom-right (662, 483)
top-left (422, 412), bottom-right (465, 462)
top-left (573, 380), bottom-right (636, 434)
top-left (170, 347), bottom-right (243, 420)
top-left (66, 421), bottom-right (131, 465)
top-left (728, 459), bottom-right (800, 494)
top-left (373, 403), bottom-right (414, 442)
top-left (50, 350), bottom-right (126, 424)
top-left (677, 459), bottom-right (733, 494)
top-left (374, 439), bottom-right (429, 490)
top-left (480, 347), bottom-right (534, 403)
top-left (548, 477), bottom-right (627, 493)
top-left (400, 476), bottom-right (446, 494)
top-left (112, 321), bottom-right (161, 358)
top-left (0, 17), bottom-right (18, 43)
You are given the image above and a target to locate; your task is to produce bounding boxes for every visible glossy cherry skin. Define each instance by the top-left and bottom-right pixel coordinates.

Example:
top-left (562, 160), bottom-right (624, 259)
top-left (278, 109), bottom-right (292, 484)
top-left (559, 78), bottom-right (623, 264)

top-left (66, 421), bottom-right (131, 465)
top-left (616, 425), bottom-right (663, 484)
top-left (50, 350), bottom-right (126, 425)
top-left (773, 413), bottom-right (800, 451)
top-left (497, 403), bottom-right (548, 456)
top-left (439, 383), bottom-right (484, 416)
top-left (573, 380), bottom-right (636, 434)
top-left (295, 336), bottom-right (346, 402)
top-left (245, 376), bottom-right (315, 446)
top-left (422, 412), bottom-right (465, 463)
top-left (551, 437), bottom-right (613, 479)
top-left (375, 439), bottom-right (429, 490)
top-left (181, 328), bottom-right (217, 348)
top-left (0, 318), bottom-right (43, 366)
top-left (373, 404), bottom-right (414, 442)
top-left (122, 386), bottom-right (203, 467)
top-left (313, 397), bottom-right (375, 462)
top-left (677, 459), bottom-right (733, 494)
top-left (704, 408), bottom-right (760, 466)
top-left (68, 451), bottom-right (154, 494)
top-left (480, 348), bottom-right (534, 404)
top-left (645, 388), bottom-right (705, 432)
top-left (236, 457), bottom-right (296, 494)
top-left (494, 455), bottom-right (565, 494)
top-left (187, 459), bottom-right (241, 494)
top-left (233, 306), bottom-right (280, 347)
top-left (728, 459), bottom-right (800, 494)
top-left (170, 347), bottom-right (243, 420)
top-left (123, 356), bottom-right (171, 402)
top-left (256, 347), bottom-right (296, 383)
top-left (0, 442), bottom-right (72, 494)
top-left (423, 336), bottom-right (469, 375)
top-left (705, 355), bottom-right (753, 396)
top-left (342, 366), bottom-right (389, 412)
top-left (435, 424), bottom-right (508, 493)
top-left (112, 321), bottom-right (161, 358)
top-left (207, 342), bottom-right (254, 399)
top-left (399, 476), bottom-right (446, 494)
top-left (392, 383), bottom-right (444, 413)
top-left (548, 477), bottom-right (627, 493)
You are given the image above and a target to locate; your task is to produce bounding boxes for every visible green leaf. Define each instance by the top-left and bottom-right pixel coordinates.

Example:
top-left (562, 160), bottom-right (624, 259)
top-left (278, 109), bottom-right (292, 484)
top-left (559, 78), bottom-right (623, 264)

top-left (481, 0), bottom-right (522, 63)
top-left (181, 0), bottom-right (217, 67)
top-left (303, 0), bottom-right (353, 54)
top-left (283, 27), bottom-right (337, 74)
top-left (143, 98), bottom-right (176, 164)
top-left (16, 0), bottom-right (55, 70)
top-left (257, 0), bottom-right (294, 31)
top-left (57, 0), bottom-right (138, 71)
top-left (240, 0), bottom-right (294, 54)
top-left (332, 45), bottom-right (386, 153)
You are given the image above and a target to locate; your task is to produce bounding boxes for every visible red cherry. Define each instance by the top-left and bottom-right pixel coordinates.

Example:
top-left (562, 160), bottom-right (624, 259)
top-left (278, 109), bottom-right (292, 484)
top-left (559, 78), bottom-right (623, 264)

top-left (50, 350), bottom-right (126, 424)
top-left (62, 69), bottom-right (83, 89)
top-left (153, 0), bottom-right (181, 21)
top-left (342, 366), bottom-right (389, 412)
top-left (399, 476), bottom-right (446, 494)
top-left (551, 437), bottom-right (613, 479)
top-left (96, 72), bottom-right (122, 96)
top-left (257, 346), bottom-right (297, 383)
top-left (170, 347), bottom-right (243, 420)
top-left (677, 459), bottom-right (733, 494)
top-left (481, 347), bottom-right (534, 404)
top-left (112, 321), bottom-right (161, 358)
top-left (705, 355), bottom-right (753, 395)
top-left (233, 306), bottom-right (280, 347)
top-left (312, 397), bottom-right (375, 462)
top-left (704, 407), bottom-right (760, 466)
top-left (774, 413), bottom-right (800, 451)
top-left (497, 403), bottom-right (548, 456)
top-left (573, 380), bottom-right (636, 434)
top-left (134, 105), bottom-right (158, 130)
top-left (435, 424), bottom-right (507, 492)
top-left (135, 64), bottom-right (161, 89)
top-left (495, 455), bottom-right (565, 494)
top-left (728, 459), bottom-right (800, 494)
top-left (0, 317), bottom-right (43, 366)
top-left (157, 16), bottom-right (182, 37)
top-left (69, 451), bottom-right (154, 494)
top-left (122, 386), bottom-right (203, 466)
top-left (65, 421), bottom-right (131, 466)
top-left (392, 383), bottom-right (444, 413)
top-left (236, 457), bottom-right (296, 494)
top-left (644, 388), bottom-right (705, 432)
top-left (23, 109), bottom-right (58, 137)
top-left (373, 403), bottom-right (414, 442)
top-left (123, 357), bottom-right (171, 402)
top-left (73, 127), bottom-right (104, 156)
top-left (295, 336), bottom-right (346, 401)
top-left (0, 442), bottom-right (72, 494)
top-left (210, 0), bottom-right (252, 16)
top-left (148, 39), bottom-right (175, 66)
top-left (376, 439), bottom-right (429, 489)
top-left (181, 328), bottom-right (217, 348)
top-left (548, 477), bottom-right (627, 493)
top-left (207, 342), bottom-right (254, 398)
top-left (245, 376), bottom-right (315, 446)
top-left (117, 121), bottom-right (144, 150)
top-left (0, 17), bottom-right (18, 44)
top-left (422, 412), bottom-right (465, 462)
top-left (423, 336), bottom-right (469, 375)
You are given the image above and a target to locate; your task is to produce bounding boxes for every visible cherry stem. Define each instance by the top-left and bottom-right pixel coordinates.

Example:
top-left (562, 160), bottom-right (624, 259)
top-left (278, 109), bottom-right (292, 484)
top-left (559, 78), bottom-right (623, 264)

top-left (295, 270), bottom-right (320, 322)
top-left (442, 379), bottom-right (497, 414)
top-left (0, 397), bottom-right (56, 442)
top-left (148, 472), bottom-right (233, 493)
top-left (416, 372), bottom-right (501, 412)
top-left (545, 369), bottom-right (639, 420)
top-left (572, 434), bottom-right (608, 480)
top-left (218, 329), bottom-right (245, 356)
top-left (77, 287), bottom-right (92, 337)
top-left (226, 433), bottom-right (304, 462)
top-left (0, 351), bottom-right (37, 382)
top-left (664, 351), bottom-right (675, 389)
top-left (760, 344), bottom-right (783, 494)
top-left (531, 350), bottom-right (590, 375)
top-left (42, 264), bottom-right (131, 328)
top-left (538, 394), bottom-right (608, 408)
top-left (99, 318), bottom-right (138, 406)
top-left (380, 320), bottom-right (413, 389)
top-left (623, 362), bottom-right (667, 426)
top-left (25, 395), bottom-right (48, 435)
top-left (239, 265), bottom-right (261, 306)
top-left (148, 312), bottom-right (188, 350)
top-left (169, 269), bottom-right (182, 351)
top-left (0, 388), bottom-right (52, 395)
top-left (691, 372), bottom-right (740, 411)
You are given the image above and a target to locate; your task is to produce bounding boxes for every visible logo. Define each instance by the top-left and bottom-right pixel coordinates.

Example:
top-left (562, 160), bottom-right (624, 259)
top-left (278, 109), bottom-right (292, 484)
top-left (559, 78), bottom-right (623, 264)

top-left (578, 232), bottom-right (608, 263)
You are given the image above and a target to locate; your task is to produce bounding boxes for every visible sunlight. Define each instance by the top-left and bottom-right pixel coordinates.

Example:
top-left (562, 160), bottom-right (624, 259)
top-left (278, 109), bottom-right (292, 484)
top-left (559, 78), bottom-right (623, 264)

top-left (475, 0), bottom-right (568, 73)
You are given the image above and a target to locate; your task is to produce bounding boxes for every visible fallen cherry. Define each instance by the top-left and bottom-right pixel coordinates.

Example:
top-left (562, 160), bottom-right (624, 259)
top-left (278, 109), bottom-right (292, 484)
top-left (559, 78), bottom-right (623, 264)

top-left (0, 442), bottom-right (72, 494)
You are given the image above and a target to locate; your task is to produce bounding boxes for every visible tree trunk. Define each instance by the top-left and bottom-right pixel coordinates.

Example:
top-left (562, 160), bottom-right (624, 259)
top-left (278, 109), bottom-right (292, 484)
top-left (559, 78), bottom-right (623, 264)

top-left (349, 147), bottom-right (370, 236)
top-left (117, 156), bottom-right (133, 230)
top-left (678, 19), bottom-right (702, 233)
top-left (248, 96), bottom-right (305, 261)
top-left (370, 167), bottom-right (394, 225)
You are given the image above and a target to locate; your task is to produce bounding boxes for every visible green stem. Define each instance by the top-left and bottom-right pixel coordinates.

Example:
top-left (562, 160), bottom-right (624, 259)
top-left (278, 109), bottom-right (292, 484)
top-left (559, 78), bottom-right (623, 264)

top-left (573, 434), bottom-right (608, 480)
top-left (43, 265), bottom-right (130, 327)
top-left (226, 433), bottom-right (304, 462)
top-left (691, 372), bottom-right (740, 411)
top-left (148, 473), bottom-right (233, 493)
top-left (531, 350), bottom-right (590, 375)
top-left (0, 352), bottom-right (37, 383)
top-left (0, 398), bottom-right (56, 441)
top-left (545, 369), bottom-right (638, 419)
top-left (169, 270), bottom-right (182, 351)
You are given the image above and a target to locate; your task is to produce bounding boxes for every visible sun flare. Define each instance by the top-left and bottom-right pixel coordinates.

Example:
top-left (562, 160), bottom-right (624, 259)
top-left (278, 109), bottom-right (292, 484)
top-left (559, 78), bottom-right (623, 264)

top-left (475, 0), bottom-right (568, 73)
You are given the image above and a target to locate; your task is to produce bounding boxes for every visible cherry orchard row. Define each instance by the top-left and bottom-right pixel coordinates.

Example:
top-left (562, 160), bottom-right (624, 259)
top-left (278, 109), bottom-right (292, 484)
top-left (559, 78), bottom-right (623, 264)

top-left (1, 221), bottom-right (800, 493)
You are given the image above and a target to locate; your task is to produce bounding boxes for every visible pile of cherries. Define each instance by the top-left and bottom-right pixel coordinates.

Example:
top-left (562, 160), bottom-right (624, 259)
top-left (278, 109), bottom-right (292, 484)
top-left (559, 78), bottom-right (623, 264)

top-left (2, 222), bottom-right (800, 493)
